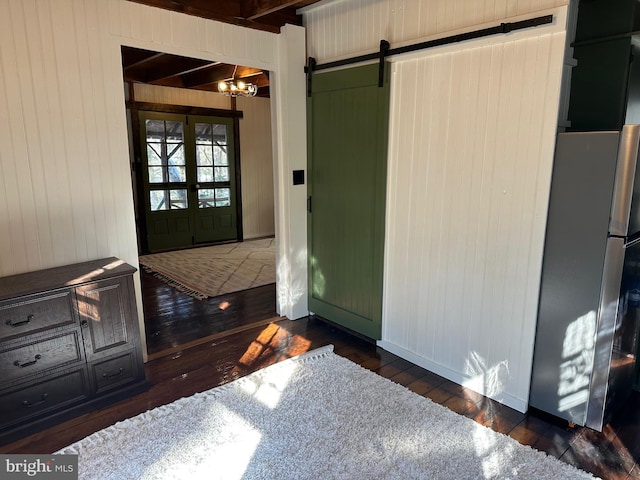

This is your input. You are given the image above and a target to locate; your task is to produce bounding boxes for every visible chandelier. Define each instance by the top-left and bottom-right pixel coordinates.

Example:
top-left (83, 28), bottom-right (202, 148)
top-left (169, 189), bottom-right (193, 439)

top-left (217, 65), bottom-right (258, 97)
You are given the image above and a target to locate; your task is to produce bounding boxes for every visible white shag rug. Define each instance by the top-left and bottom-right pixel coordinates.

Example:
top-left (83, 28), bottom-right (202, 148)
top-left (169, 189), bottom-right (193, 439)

top-left (56, 346), bottom-right (596, 479)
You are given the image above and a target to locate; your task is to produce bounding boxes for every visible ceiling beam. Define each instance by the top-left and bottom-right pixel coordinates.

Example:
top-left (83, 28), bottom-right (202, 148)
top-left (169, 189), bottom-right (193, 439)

top-left (180, 64), bottom-right (239, 88)
top-left (121, 50), bottom-right (164, 70)
top-left (127, 56), bottom-right (213, 83)
top-left (125, 0), bottom-right (285, 33)
top-left (241, 0), bottom-right (303, 20)
top-left (145, 62), bottom-right (220, 88)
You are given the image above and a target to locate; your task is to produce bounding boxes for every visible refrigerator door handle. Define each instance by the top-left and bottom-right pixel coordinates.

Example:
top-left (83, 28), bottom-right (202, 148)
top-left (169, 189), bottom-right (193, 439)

top-left (609, 125), bottom-right (640, 236)
top-left (585, 237), bottom-right (626, 430)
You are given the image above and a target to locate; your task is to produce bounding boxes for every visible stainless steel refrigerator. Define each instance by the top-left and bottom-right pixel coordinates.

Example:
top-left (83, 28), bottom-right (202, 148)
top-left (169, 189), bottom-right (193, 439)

top-left (530, 125), bottom-right (640, 431)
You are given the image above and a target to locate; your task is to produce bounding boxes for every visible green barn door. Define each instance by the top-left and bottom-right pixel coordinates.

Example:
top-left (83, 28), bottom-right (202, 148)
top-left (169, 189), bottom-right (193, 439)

top-left (307, 63), bottom-right (390, 340)
top-left (140, 112), bottom-right (238, 252)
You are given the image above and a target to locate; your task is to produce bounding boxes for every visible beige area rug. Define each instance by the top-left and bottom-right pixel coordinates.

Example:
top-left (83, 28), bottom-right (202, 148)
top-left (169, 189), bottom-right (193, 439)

top-left (56, 345), bottom-right (597, 479)
top-left (139, 238), bottom-right (275, 300)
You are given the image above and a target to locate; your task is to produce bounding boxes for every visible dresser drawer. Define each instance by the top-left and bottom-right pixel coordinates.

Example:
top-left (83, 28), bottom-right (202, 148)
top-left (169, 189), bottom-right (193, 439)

top-left (90, 351), bottom-right (138, 394)
top-left (0, 331), bottom-right (84, 382)
top-left (0, 368), bottom-right (90, 430)
top-left (0, 290), bottom-right (76, 342)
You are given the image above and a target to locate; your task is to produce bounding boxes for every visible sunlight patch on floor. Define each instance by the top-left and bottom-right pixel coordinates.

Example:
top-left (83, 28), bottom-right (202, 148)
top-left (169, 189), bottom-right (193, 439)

top-left (150, 404), bottom-right (262, 480)
top-left (239, 361), bottom-right (301, 409)
top-left (472, 422), bottom-right (517, 478)
top-left (238, 323), bottom-right (311, 370)
top-left (231, 323), bottom-right (312, 408)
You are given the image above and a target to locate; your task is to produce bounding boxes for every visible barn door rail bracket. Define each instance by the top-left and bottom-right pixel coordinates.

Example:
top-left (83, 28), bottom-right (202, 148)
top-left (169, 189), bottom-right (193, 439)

top-left (378, 40), bottom-right (390, 87)
top-left (305, 57), bottom-right (317, 97)
top-left (305, 14), bottom-right (553, 77)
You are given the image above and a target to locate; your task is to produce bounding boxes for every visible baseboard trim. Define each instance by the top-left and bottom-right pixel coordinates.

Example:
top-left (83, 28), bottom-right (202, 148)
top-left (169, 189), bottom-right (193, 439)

top-left (377, 340), bottom-right (528, 413)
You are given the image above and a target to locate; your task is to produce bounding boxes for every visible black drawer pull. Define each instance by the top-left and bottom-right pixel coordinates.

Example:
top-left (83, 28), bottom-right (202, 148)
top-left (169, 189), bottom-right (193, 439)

top-left (5, 314), bottom-right (34, 327)
top-left (102, 367), bottom-right (124, 379)
top-left (14, 354), bottom-right (42, 368)
top-left (22, 393), bottom-right (48, 408)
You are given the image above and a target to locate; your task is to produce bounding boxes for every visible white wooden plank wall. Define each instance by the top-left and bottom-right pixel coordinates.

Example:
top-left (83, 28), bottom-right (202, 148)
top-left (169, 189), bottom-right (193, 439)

top-left (237, 96), bottom-right (275, 239)
top-left (380, 28), bottom-right (566, 411)
top-left (133, 84), bottom-right (231, 110)
top-left (304, 0), bottom-right (569, 63)
top-left (0, 0), bottom-right (284, 357)
top-left (0, 0), bottom-right (136, 275)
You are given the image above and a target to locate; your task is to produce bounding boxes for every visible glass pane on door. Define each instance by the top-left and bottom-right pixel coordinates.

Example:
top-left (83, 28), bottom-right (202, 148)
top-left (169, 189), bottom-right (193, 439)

top-left (196, 188), bottom-right (231, 208)
top-left (150, 189), bottom-right (188, 211)
top-left (215, 188), bottom-right (230, 206)
top-left (145, 119), bottom-right (186, 187)
top-left (214, 166), bottom-right (229, 182)
top-left (196, 122), bottom-right (229, 185)
top-left (198, 189), bottom-right (215, 208)
top-left (165, 121), bottom-right (183, 143)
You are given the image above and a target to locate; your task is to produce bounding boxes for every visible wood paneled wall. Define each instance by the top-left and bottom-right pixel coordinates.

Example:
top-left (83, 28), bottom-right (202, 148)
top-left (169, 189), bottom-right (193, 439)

top-left (237, 96), bottom-right (275, 239)
top-left (0, 0), bottom-right (139, 276)
top-left (0, 0), bottom-right (309, 354)
top-left (133, 83), bottom-right (231, 110)
top-left (302, 0), bottom-right (568, 411)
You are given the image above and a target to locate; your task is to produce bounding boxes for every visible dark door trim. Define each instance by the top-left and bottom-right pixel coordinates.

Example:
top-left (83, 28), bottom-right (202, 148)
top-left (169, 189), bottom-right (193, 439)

top-left (130, 105), bottom-right (244, 253)
top-left (127, 101), bottom-right (244, 119)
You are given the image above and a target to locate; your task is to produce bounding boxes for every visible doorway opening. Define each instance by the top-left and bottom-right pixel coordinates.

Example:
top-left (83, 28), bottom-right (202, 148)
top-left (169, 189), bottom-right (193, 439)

top-left (121, 46), bottom-right (278, 357)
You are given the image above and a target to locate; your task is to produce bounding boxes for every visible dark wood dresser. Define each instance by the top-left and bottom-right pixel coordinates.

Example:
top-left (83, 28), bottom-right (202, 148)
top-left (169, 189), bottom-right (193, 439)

top-left (0, 258), bottom-right (148, 445)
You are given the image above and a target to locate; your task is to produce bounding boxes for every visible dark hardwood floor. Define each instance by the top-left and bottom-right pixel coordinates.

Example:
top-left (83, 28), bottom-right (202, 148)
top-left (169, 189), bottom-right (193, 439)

top-left (142, 269), bottom-right (278, 355)
top-left (3, 274), bottom-right (640, 479)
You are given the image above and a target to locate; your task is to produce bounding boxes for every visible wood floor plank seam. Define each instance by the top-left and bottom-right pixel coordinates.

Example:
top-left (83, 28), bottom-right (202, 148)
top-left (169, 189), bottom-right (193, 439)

top-left (147, 316), bottom-right (287, 361)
